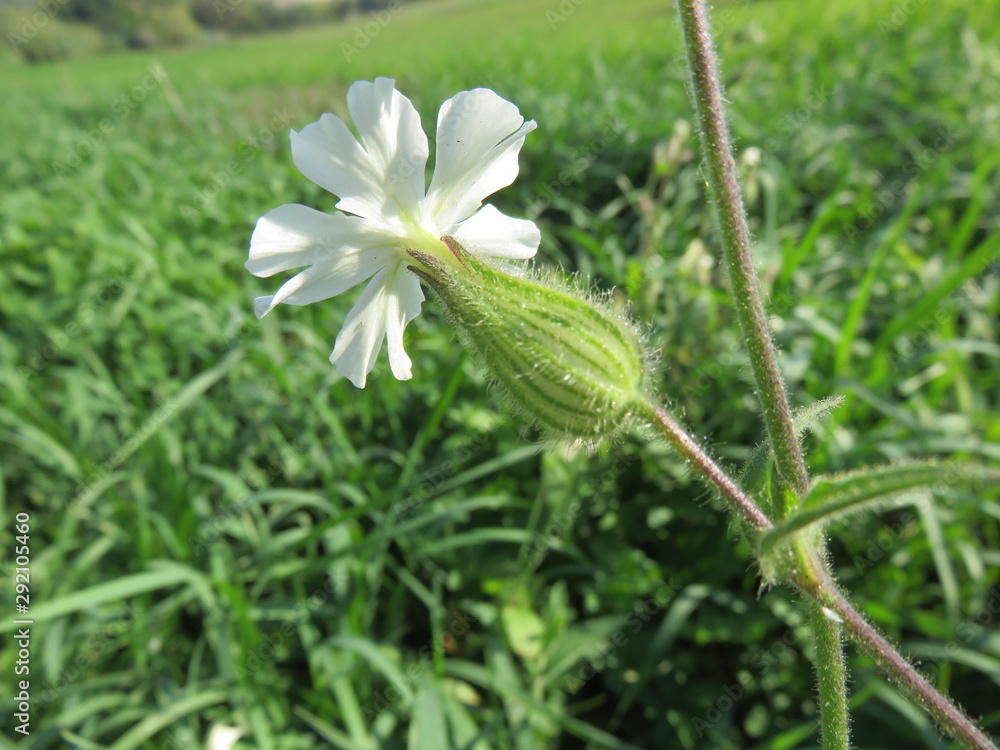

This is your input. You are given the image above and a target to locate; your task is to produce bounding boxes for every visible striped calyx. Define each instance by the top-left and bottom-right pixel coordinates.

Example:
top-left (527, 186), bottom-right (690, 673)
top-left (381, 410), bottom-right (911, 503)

top-left (408, 237), bottom-right (648, 439)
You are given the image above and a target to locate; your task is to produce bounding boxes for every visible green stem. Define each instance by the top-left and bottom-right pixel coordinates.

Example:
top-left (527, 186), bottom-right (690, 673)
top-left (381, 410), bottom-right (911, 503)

top-left (640, 399), bottom-right (995, 749)
top-left (673, 1), bottom-right (851, 744)
top-left (638, 401), bottom-right (772, 531)
top-left (669, 4), bottom-right (993, 749)
top-left (816, 574), bottom-right (998, 750)
top-left (809, 599), bottom-right (852, 749)
top-left (674, 0), bottom-right (809, 498)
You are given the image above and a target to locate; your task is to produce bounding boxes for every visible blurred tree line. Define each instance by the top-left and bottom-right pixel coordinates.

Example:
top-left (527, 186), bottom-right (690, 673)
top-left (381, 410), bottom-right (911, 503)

top-left (1, 0), bottom-right (410, 64)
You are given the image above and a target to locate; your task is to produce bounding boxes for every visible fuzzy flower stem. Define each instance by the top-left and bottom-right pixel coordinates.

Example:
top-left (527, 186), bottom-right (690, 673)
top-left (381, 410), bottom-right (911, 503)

top-left (638, 401), bottom-right (772, 531)
top-left (809, 600), bottom-right (851, 750)
top-left (674, 2), bottom-right (845, 746)
top-left (675, 0), bottom-right (809, 498)
top-left (815, 574), bottom-right (998, 750)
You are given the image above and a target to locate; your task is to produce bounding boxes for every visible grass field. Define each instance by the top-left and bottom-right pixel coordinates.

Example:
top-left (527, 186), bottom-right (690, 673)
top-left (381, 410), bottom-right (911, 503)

top-left (2, 0), bottom-right (1000, 747)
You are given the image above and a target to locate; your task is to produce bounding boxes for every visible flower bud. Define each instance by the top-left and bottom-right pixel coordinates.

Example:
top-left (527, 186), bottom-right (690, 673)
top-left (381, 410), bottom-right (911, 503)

top-left (408, 237), bottom-right (649, 440)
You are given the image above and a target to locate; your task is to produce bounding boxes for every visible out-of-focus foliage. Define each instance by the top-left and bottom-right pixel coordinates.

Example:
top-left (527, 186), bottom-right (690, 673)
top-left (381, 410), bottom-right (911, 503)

top-left (0, 7), bottom-right (105, 62)
top-left (1, 0), bottom-right (410, 62)
top-left (1, 0), bottom-right (998, 748)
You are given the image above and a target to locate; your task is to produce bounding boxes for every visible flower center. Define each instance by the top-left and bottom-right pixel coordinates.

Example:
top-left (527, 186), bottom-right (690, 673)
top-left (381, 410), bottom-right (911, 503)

top-left (396, 224), bottom-right (461, 272)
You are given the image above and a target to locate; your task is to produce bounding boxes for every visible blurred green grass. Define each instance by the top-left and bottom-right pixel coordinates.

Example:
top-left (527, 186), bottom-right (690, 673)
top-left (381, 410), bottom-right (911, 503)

top-left (1, 0), bottom-right (999, 747)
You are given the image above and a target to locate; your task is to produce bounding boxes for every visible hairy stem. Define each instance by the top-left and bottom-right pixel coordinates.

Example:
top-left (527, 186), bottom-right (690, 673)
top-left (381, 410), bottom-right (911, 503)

top-left (638, 401), bottom-right (771, 531)
top-left (809, 600), bottom-right (852, 749)
top-left (673, 2), bottom-right (852, 745)
top-left (816, 574), bottom-right (996, 750)
top-left (674, 0), bottom-right (809, 498)
top-left (671, 3), bottom-right (994, 748)
top-left (673, 2), bottom-right (851, 746)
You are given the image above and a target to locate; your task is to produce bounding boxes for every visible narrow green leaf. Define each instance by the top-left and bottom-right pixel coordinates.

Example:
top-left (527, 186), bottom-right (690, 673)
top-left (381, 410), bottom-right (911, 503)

top-left (0, 563), bottom-right (198, 633)
top-left (916, 501), bottom-right (960, 622)
top-left (408, 684), bottom-right (447, 750)
top-left (835, 186), bottom-right (922, 375)
top-left (555, 713), bottom-right (648, 750)
top-left (739, 395), bottom-right (845, 496)
top-left (440, 688), bottom-right (492, 750)
top-left (108, 689), bottom-right (228, 750)
top-left (906, 643), bottom-right (1000, 687)
top-left (542, 615), bottom-right (625, 685)
top-left (55, 731), bottom-right (106, 750)
top-left (73, 350), bottom-right (243, 507)
top-left (414, 528), bottom-right (535, 557)
top-left (0, 406), bottom-right (81, 478)
top-left (294, 706), bottom-right (374, 750)
top-left (331, 675), bottom-right (373, 749)
top-left (759, 460), bottom-right (1000, 557)
top-left (330, 635), bottom-right (414, 704)
top-left (947, 151), bottom-right (1000, 263)
top-left (777, 188), bottom-right (843, 288)
top-left (877, 230), bottom-right (1000, 347)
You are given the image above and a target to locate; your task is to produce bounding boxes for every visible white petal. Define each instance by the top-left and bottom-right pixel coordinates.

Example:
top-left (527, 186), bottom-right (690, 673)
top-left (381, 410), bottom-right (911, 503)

top-left (207, 726), bottom-right (243, 750)
top-left (384, 271), bottom-right (424, 381)
top-left (248, 205), bottom-right (398, 318)
top-left (247, 204), bottom-right (366, 277)
top-left (290, 77), bottom-right (428, 224)
top-left (347, 79), bottom-right (429, 213)
top-left (425, 88), bottom-right (536, 229)
top-left (330, 264), bottom-right (423, 388)
top-left (253, 252), bottom-right (386, 318)
top-left (451, 204), bottom-right (540, 260)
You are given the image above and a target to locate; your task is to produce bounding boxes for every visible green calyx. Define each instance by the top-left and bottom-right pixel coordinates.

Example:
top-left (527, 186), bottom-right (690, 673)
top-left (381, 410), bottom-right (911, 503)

top-left (408, 237), bottom-right (650, 441)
